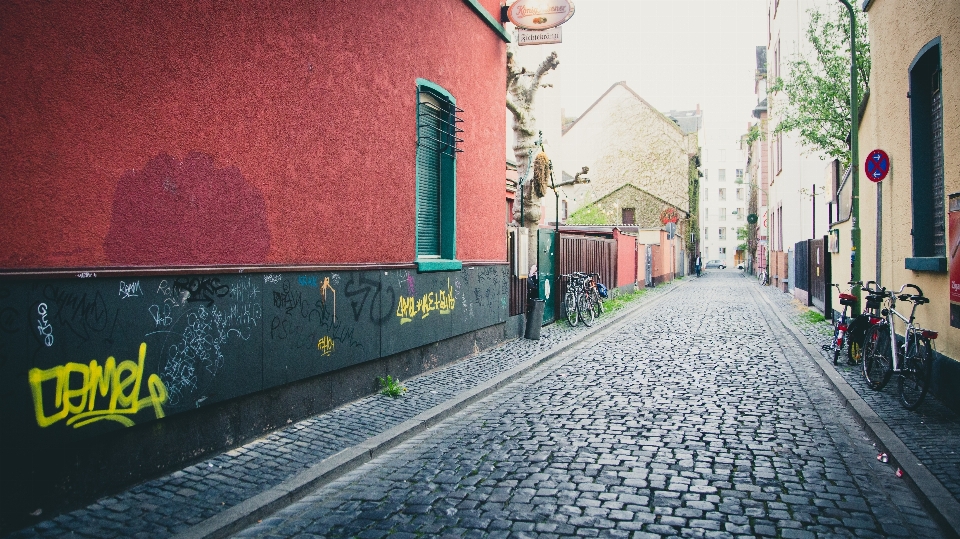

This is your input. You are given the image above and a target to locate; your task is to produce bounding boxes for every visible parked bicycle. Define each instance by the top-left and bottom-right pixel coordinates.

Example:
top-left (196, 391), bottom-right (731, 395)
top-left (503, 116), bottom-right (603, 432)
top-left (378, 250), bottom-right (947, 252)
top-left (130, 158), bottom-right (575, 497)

top-left (861, 283), bottom-right (938, 409)
top-left (823, 281), bottom-right (860, 365)
top-left (757, 268), bottom-right (768, 286)
top-left (562, 272), bottom-right (604, 327)
top-left (845, 280), bottom-right (886, 364)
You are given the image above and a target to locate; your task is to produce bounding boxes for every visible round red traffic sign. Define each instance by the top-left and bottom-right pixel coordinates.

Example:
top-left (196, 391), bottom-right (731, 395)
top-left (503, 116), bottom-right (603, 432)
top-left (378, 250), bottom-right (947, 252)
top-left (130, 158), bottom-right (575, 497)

top-left (865, 149), bottom-right (890, 183)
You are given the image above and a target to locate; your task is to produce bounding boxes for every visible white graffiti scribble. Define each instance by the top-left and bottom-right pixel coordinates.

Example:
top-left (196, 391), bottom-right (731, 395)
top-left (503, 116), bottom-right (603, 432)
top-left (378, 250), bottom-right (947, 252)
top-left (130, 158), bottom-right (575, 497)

top-left (160, 300), bottom-right (262, 406)
top-left (149, 304), bottom-right (174, 327)
top-left (231, 276), bottom-right (260, 303)
top-left (77, 272), bottom-right (97, 279)
top-left (263, 274), bottom-right (281, 284)
top-left (119, 280), bottom-right (143, 299)
top-left (36, 303), bottom-right (54, 347)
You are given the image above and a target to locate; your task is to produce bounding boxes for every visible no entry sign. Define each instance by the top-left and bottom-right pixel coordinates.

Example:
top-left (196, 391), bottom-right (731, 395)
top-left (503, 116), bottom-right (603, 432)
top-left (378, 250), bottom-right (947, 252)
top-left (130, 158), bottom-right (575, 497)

top-left (865, 149), bottom-right (890, 183)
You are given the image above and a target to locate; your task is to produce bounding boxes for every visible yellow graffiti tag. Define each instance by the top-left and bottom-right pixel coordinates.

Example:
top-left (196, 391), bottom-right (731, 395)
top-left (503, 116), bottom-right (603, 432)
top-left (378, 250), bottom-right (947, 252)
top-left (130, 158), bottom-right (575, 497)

top-left (28, 342), bottom-right (167, 429)
top-left (396, 279), bottom-right (456, 324)
top-left (317, 336), bottom-right (335, 356)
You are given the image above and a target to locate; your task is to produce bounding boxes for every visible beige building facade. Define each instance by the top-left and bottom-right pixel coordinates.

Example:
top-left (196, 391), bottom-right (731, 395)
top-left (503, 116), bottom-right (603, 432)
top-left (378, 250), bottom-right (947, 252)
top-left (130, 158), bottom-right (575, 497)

top-left (832, 0), bottom-right (959, 409)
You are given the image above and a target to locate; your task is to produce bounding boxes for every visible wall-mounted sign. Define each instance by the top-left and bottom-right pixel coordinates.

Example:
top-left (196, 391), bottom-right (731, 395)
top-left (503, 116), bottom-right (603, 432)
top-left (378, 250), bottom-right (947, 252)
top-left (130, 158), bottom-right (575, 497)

top-left (865, 149), bottom-right (890, 183)
top-left (507, 0), bottom-right (576, 30)
top-left (660, 207), bottom-right (680, 224)
top-left (518, 26), bottom-right (562, 46)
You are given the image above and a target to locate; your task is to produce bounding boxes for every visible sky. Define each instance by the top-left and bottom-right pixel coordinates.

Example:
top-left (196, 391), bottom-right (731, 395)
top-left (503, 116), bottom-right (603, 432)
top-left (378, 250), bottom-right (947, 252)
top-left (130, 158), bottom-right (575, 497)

top-left (511, 0), bottom-right (769, 151)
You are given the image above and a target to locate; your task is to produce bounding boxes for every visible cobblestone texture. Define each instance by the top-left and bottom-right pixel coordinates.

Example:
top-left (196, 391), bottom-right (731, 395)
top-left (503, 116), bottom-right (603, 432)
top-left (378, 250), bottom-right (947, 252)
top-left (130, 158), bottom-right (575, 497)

top-left (759, 283), bottom-right (960, 504)
top-left (231, 271), bottom-right (946, 538)
top-left (7, 284), bottom-right (676, 539)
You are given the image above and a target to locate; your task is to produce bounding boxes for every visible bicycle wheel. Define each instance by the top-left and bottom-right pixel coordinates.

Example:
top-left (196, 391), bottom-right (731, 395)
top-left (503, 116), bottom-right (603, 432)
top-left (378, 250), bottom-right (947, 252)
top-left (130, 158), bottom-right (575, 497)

top-left (592, 290), bottom-right (604, 317)
top-left (862, 325), bottom-right (893, 390)
top-left (564, 291), bottom-right (579, 327)
top-left (832, 320), bottom-right (842, 365)
top-left (577, 292), bottom-right (595, 327)
top-left (898, 335), bottom-right (933, 410)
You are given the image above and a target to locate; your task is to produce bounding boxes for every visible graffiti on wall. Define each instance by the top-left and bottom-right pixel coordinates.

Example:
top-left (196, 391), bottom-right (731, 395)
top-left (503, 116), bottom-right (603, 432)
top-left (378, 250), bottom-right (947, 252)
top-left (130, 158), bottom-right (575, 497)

top-left (28, 342), bottom-right (167, 428)
top-left (3, 266), bottom-right (508, 441)
top-left (396, 278), bottom-right (456, 324)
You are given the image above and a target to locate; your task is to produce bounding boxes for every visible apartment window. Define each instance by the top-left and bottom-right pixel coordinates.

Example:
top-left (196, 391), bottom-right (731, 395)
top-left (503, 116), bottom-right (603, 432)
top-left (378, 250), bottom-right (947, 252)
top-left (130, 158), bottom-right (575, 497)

top-left (718, 227), bottom-right (726, 240)
top-left (907, 37), bottom-right (946, 269)
top-left (719, 246), bottom-right (727, 259)
top-left (561, 200), bottom-right (568, 222)
top-left (415, 79), bottom-right (462, 270)
top-left (703, 208), bottom-right (709, 221)
top-left (720, 150), bottom-right (726, 162)
top-left (737, 207), bottom-right (744, 220)
top-left (703, 187), bottom-right (708, 201)
top-left (720, 208), bottom-right (726, 221)
top-left (622, 207), bottom-right (636, 224)
top-left (703, 227), bottom-right (708, 240)
top-left (703, 169), bottom-right (709, 181)
top-left (719, 169), bottom-right (726, 182)
top-left (735, 169), bottom-right (744, 182)
top-left (719, 188), bottom-right (726, 201)
top-left (776, 136), bottom-right (783, 174)
top-left (737, 188), bottom-right (744, 200)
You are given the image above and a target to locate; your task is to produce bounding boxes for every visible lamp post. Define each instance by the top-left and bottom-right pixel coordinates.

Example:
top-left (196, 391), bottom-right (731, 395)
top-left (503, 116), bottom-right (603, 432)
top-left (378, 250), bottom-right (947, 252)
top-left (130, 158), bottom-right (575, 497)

top-left (837, 0), bottom-right (860, 308)
top-left (549, 163), bottom-right (589, 310)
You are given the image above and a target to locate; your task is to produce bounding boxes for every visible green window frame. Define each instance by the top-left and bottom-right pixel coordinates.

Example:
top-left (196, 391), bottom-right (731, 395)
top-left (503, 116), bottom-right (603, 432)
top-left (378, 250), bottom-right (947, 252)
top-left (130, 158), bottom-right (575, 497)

top-left (415, 79), bottom-right (463, 272)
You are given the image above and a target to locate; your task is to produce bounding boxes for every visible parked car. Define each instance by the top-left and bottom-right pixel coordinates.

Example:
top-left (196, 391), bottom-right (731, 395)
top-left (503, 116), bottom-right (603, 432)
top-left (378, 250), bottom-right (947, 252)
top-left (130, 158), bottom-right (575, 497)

top-left (705, 260), bottom-right (726, 269)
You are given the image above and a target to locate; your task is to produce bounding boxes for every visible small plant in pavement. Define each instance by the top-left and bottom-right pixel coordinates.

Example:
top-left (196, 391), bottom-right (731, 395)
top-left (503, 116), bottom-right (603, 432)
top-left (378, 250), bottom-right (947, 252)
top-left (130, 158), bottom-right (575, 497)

top-left (377, 375), bottom-right (407, 398)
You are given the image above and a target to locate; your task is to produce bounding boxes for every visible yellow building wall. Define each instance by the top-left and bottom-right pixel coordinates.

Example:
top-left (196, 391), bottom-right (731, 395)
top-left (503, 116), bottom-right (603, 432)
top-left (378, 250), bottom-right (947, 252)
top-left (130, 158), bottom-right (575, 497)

top-left (852, 0), bottom-right (960, 362)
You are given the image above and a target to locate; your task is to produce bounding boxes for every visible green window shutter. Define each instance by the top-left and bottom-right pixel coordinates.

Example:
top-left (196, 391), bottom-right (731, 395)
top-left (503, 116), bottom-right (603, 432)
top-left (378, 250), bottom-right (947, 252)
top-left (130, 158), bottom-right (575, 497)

top-left (416, 92), bottom-right (443, 257)
top-left (415, 80), bottom-right (462, 265)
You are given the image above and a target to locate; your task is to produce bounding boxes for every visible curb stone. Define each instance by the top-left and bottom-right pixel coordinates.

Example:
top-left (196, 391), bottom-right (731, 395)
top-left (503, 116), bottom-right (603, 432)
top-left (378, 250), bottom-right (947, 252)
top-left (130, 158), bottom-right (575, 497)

top-left (752, 283), bottom-right (960, 538)
top-left (172, 282), bottom-right (684, 539)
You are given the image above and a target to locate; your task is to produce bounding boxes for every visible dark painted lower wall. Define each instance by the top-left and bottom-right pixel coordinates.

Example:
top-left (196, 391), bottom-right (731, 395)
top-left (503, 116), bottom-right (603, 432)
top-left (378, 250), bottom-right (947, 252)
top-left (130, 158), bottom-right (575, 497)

top-left (0, 265), bottom-right (511, 532)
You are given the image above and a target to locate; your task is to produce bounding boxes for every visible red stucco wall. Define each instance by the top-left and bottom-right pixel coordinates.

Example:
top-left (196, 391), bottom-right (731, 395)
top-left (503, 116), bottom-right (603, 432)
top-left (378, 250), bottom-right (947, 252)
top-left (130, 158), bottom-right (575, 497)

top-left (1, 0), bottom-right (507, 269)
top-left (614, 230), bottom-right (636, 287)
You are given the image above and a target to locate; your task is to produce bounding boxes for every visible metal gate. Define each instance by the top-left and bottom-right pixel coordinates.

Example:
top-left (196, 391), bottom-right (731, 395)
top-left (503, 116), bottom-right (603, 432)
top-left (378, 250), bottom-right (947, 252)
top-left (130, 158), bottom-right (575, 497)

top-left (538, 229), bottom-right (557, 324)
top-left (645, 246), bottom-right (653, 287)
top-left (809, 237), bottom-right (827, 312)
top-left (794, 240), bottom-right (809, 294)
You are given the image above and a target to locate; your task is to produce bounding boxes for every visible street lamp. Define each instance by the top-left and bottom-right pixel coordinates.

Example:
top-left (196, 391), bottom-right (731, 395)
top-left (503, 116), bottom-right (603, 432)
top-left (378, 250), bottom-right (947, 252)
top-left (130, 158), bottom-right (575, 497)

top-left (549, 163), bottom-right (589, 309)
top-left (837, 0), bottom-right (861, 304)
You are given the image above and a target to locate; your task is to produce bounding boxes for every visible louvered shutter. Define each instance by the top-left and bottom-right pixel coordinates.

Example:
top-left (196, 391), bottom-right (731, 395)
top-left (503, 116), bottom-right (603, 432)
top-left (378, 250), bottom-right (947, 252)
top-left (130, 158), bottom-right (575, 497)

top-left (416, 93), bottom-right (442, 257)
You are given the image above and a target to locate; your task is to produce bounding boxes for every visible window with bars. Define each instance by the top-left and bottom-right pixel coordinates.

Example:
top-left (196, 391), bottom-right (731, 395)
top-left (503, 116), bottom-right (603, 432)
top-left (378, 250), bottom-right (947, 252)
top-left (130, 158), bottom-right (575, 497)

top-left (907, 38), bottom-right (946, 270)
top-left (415, 79), bottom-right (463, 270)
top-left (622, 207), bottom-right (636, 224)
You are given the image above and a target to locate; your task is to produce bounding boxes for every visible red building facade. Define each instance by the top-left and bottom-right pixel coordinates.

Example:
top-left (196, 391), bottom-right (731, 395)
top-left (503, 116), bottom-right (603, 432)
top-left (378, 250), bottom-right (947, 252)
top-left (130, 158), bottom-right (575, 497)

top-left (0, 0), bottom-right (511, 531)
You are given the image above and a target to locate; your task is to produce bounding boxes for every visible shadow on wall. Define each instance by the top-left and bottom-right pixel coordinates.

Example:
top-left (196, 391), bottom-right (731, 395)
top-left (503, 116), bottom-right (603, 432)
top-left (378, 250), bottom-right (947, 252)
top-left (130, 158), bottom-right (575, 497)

top-left (104, 152), bottom-right (270, 265)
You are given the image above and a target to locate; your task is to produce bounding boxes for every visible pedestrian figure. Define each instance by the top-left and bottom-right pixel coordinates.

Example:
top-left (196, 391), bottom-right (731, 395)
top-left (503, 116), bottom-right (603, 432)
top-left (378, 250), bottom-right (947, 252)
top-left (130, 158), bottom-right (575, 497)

top-left (695, 254), bottom-right (702, 278)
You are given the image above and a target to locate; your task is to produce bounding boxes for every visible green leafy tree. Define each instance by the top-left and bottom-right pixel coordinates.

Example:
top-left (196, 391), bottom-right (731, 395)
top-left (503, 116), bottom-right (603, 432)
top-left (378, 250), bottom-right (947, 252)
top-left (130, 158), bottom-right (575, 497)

top-left (770, 6), bottom-right (870, 169)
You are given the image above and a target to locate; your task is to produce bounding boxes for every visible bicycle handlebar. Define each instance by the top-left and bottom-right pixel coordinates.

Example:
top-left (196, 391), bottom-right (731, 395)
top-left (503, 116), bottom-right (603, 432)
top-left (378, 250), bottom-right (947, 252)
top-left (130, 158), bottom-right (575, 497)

top-left (897, 283), bottom-right (923, 296)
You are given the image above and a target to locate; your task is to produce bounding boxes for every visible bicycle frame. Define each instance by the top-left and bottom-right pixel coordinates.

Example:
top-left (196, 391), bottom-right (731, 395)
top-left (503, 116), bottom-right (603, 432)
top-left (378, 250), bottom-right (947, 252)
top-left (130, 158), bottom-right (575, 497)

top-left (878, 284), bottom-right (924, 374)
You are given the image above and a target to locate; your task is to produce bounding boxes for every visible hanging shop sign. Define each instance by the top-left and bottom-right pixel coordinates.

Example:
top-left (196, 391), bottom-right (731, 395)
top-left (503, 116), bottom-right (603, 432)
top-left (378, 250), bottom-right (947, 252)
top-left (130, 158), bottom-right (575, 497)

top-left (507, 0), bottom-right (576, 30)
top-left (518, 26), bottom-right (562, 46)
top-left (864, 149), bottom-right (890, 183)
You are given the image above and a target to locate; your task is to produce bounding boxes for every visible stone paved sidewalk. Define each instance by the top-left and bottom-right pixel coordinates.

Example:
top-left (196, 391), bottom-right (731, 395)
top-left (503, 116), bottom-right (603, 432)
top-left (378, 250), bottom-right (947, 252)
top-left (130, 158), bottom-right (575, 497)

top-left (6, 282), bottom-right (678, 539)
top-left (756, 280), bottom-right (960, 529)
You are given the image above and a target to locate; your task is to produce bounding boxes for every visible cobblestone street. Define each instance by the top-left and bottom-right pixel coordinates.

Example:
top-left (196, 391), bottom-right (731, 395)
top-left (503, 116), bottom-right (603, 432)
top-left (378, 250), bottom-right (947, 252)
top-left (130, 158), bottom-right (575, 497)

top-left (232, 272), bottom-right (946, 539)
